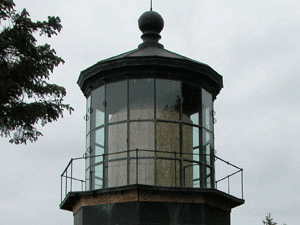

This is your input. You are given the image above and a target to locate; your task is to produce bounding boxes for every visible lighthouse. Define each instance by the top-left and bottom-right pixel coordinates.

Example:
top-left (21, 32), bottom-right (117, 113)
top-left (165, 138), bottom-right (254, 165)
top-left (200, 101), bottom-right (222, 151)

top-left (60, 10), bottom-right (244, 225)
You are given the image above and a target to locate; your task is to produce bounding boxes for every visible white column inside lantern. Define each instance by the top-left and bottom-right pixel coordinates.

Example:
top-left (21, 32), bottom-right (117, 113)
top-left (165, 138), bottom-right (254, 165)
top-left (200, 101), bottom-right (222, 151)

top-left (108, 107), bottom-right (193, 188)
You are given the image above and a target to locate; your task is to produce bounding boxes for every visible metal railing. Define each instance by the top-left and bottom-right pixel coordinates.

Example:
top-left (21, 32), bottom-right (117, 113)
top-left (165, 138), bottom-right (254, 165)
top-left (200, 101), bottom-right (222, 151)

top-left (60, 149), bottom-right (243, 202)
top-left (60, 156), bottom-right (86, 202)
top-left (214, 155), bottom-right (244, 199)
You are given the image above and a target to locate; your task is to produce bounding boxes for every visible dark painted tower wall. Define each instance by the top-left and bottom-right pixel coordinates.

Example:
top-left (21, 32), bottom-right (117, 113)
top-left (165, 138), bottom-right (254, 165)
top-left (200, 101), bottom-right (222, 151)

top-left (60, 10), bottom-right (244, 225)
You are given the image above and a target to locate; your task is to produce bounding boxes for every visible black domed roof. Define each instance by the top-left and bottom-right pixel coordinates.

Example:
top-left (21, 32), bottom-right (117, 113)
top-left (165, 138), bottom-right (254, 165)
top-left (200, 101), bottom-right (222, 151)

top-left (77, 11), bottom-right (223, 99)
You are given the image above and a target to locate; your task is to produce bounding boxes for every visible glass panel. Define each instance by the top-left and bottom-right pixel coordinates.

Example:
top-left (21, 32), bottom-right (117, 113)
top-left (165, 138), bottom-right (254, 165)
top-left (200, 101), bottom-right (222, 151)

top-left (156, 122), bottom-right (179, 153)
top-left (86, 133), bottom-right (91, 158)
top-left (129, 79), bottom-right (154, 120)
top-left (91, 87), bottom-right (105, 128)
top-left (94, 146), bottom-right (104, 190)
top-left (202, 130), bottom-right (213, 165)
top-left (192, 126), bottom-right (200, 187)
top-left (182, 83), bottom-right (201, 117)
top-left (193, 126), bottom-right (199, 148)
top-left (94, 177), bottom-right (102, 189)
top-left (191, 113), bottom-right (199, 125)
top-left (182, 124), bottom-right (193, 187)
top-left (206, 167), bottom-right (212, 188)
top-left (85, 170), bottom-right (90, 190)
top-left (94, 161), bottom-right (103, 189)
top-left (201, 129), bottom-right (214, 188)
top-left (108, 123), bottom-right (127, 152)
top-left (86, 96), bottom-right (91, 133)
top-left (107, 123), bottom-right (127, 187)
top-left (156, 122), bottom-right (180, 187)
top-left (96, 110), bottom-right (105, 128)
top-left (85, 96), bottom-right (91, 190)
top-left (106, 81), bottom-right (127, 123)
top-left (202, 88), bottom-right (213, 131)
top-left (129, 122), bottom-right (155, 185)
top-left (156, 158), bottom-right (177, 187)
top-left (193, 180), bottom-right (200, 188)
top-left (85, 133), bottom-right (91, 190)
top-left (95, 128), bottom-right (104, 148)
top-left (129, 121), bottom-right (154, 150)
top-left (138, 158), bottom-right (155, 185)
top-left (156, 79), bottom-right (181, 120)
top-left (193, 148), bottom-right (200, 183)
top-left (95, 146), bottom-right (104, 163)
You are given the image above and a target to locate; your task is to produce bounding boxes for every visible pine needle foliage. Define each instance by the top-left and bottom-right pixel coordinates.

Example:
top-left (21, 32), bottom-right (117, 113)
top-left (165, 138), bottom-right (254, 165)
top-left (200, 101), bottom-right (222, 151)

top-left (263, 213), bottom-right (277, 225)
top-left (0, 0), bottom-right (73, 144)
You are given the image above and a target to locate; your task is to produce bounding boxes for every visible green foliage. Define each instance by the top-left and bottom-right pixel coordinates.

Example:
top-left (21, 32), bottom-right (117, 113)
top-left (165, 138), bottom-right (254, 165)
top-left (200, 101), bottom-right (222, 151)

top-left (263, 213), bottom-right (277, 225)
top-left (0, 0), bottom-right (73, 144)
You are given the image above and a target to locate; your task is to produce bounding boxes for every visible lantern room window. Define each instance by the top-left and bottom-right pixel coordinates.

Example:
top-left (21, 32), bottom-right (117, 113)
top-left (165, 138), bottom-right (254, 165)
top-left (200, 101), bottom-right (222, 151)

top-left (85, 78), bottom-right (215, 190)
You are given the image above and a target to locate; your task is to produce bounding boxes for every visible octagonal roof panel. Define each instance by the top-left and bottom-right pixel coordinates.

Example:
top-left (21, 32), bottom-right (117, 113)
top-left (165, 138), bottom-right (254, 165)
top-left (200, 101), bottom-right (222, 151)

top-left (77, 11), bottom-right (223, 99)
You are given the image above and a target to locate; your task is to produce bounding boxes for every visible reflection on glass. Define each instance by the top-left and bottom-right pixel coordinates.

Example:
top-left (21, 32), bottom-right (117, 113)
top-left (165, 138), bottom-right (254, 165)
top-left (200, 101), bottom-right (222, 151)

top-left (85, 170), bottom-right (90, 190)
top-left (191, 113), bottom-right (199, 125)
top-left (86, 133), bottom-right (90, 167)
top-left (193, 148), bottom-right (200, 187)
top-left (95, 128), bottom-right (104, 148)
top-left (96, 110), bottom-right (104, 127)
top-left (129, 79), bottom-right (154, 120)
top-left (193, 127), bottom-right (199, 148)
top-left (182, 83), bottom-right (201, 116)
top-left (202, 130), bottom-right (213, 165)
top-left (202, 129), bottom-right (214, 188)
top-left (84, 80), bottom-right (216, 190)
top-left (86, 96), bottom-right (91, 133)
top-left (94, 162), bottom-right (103, 189)
top-left (156, 79), bottom-right (181, 120)
top-left (91, 87), bottom-right (105, 128)
top-left (193, 180), bottom-right (200, 188)
top-left (206, 167), bottom-right (211, 188)
top-left (95, 146), bottom-right (104, 164)
top-left (107, 81), bottom-right (127, 123)
top-left (202, 89), bottom-right (213, 131)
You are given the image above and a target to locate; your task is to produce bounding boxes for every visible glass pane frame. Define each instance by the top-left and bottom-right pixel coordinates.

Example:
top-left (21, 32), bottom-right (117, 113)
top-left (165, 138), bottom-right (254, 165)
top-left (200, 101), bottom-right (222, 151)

top-left (91, 86), bottom-right (105, 129)
top-left (129, 79), bottom-right (154, 120)
top-left (156, 79), bottom-right (181, 121)
top-left (106, 80), bottom-right (128, 123)
top-left (85, 79), bottom-right (216, 190)
top-left (202, 88), bottom-right (213, 131)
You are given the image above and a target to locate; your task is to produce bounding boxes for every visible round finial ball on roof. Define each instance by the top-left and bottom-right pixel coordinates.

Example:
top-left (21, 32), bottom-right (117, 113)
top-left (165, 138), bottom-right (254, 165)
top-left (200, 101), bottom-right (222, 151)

top-left (138, 11), bottom-right (164, 34)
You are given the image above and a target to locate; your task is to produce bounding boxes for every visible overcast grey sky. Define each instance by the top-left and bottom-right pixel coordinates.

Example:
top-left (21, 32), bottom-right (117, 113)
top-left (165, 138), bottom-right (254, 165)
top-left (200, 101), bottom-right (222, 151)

top-left (1, 0), bottom-right (299, 224)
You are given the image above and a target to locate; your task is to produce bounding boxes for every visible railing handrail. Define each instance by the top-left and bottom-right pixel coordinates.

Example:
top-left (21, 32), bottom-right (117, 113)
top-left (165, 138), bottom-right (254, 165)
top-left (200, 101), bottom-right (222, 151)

top-left (60, 148), bottom-right (244, 202)
top-left (215, 169), bottom-right (242, 184)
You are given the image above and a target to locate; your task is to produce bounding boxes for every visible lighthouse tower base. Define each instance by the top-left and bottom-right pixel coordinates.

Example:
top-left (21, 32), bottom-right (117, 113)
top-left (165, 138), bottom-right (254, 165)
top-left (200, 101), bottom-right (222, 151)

top-left (60, 185), bottom-right (244, 225)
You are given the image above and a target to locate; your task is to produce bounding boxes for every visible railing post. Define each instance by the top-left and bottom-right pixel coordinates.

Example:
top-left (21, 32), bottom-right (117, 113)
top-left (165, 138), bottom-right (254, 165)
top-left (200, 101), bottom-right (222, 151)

top-left (154, 149), bottom-right (157, 186)
top-left (241, 169), bottom-right (244, 199)
top-left (228, 175), bottom-right (230, 194)
top-left (180, 157), bottom-right (184, 187)
top-left (70, 159), bottom-right (73, 192)
top-left (65, 170), bottom-right (67, 197)
top-left (136, 148), bottom-right (138, 184)
top-left (175, 152), bottom-right (177, 187)
top-left (60, 175), bottom-right (63, 202)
